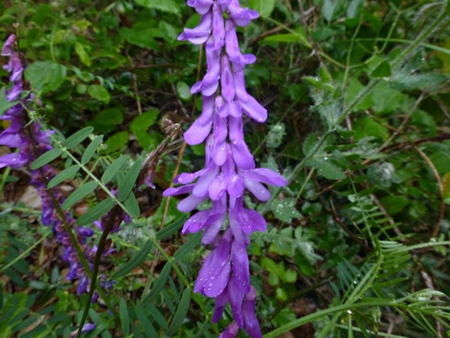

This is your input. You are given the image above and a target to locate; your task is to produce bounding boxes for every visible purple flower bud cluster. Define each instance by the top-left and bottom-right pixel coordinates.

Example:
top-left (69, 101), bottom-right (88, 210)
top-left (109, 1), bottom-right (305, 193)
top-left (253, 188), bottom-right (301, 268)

top-left (1, 35), bottom-right (95, 294)
top-left (164, 2), bottom-right (287, 336)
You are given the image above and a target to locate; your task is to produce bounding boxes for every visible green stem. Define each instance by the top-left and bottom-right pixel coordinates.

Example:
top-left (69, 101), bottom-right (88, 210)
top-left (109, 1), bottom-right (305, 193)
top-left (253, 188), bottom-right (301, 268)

top-left (77, 205), bottom-right (121, 338)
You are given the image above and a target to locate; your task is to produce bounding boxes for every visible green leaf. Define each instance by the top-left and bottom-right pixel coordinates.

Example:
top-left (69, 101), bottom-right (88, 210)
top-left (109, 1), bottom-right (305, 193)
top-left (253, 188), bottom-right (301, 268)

top-left (64, 126), bottom-right (94, 149)
top-left (103, 131), bottom-right (129, 154)
top-left (174, 232), bottom-right (202, 260)
top-left (353, 116), bottom-right (389, 141)
top-left (156, 215), bottom-right (188, 240)
top-left (307, 159), bottom-right (346, 180)
top-left (119, 299), bottom-right (130, 337)
top-left (322, 0), bottom-right (341, 22)
top-left (74, 42), bottom-right (92, 67)
top-left (370, 60), bottom-right (392, 78)
top-left (124, 192), bottom-right (140, 218)
top-left (390, 72), bottom-right (447, 91)
top-left (31, 148), bottom-right (62, 170)
top-left (0, 88), bottom-right (20, 116)
top-left (120, 27), bottom-right (161, 51)
top-left (25, 61), bottom-right (67, 95)
top-left (62, 181), bottom-right (98, 210)
top-left (82, 135), bottom-right (103, 164)
top-left (380, 195), bottom-right (409, 215)
top-left (139, 262), bottom-right (172, 308)
top-left (159, 21), bottom-right (177, 43)
top-left (302, 133), bottom-right (318, 157)
top-left (176, 81), bottom-right (192, 101)
top-left (88, 85), bottom-right (110, 104)
top-left (249, 0), bottom-right (275, 18)
top-left (102, 155), bottom-right (130, 183)
top-left (130, 110), bottom-right (160, 150)
top-left (117, 160), bottom-right (142, 202)
top-left (136, 310), bottom-right (158, 337)
top-left (147, 303), bottom-right (168, 329)
top-left (165, 289), bottom-right (191, 337)
top-left (48, 165), bottom-right (80, 188)
top-left (112, 240), bottom-right (152, 279)
top-left (263, 27), bottom-right (311, 47)
top-left (77, 198), bottom-right (115, 225)
top-left (347, 0), bottom-right (364, 18)
top-left (134, 0), bottom-right (181, 16)
top-left (271, 198), bottom-right (302, 223)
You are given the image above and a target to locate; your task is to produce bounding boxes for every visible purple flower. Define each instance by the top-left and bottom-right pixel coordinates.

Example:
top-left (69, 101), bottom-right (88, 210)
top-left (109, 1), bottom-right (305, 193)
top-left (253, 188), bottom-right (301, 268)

top-left (165, 2), bottom-right (286, 337)
top-left (178, 11), bottom-right (213, 44)
top-left (1, 35), bottom-right (98, 296)
top-left (81, 323), bottom-right (96, 333)
top-left (1, 35), bottom-right (16, 56)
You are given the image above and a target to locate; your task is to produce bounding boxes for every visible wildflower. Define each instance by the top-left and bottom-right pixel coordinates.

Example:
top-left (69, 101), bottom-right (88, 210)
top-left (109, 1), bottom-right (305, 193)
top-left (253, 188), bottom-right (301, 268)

top-left (164, 2), bottom-right (287, 337)
top-left (1, 35), bottom-right (95, 294)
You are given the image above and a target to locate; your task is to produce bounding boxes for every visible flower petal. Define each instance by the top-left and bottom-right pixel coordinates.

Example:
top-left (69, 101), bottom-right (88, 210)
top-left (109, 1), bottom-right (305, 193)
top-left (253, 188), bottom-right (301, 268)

top-left (184, 95), bottom-right (215, 145)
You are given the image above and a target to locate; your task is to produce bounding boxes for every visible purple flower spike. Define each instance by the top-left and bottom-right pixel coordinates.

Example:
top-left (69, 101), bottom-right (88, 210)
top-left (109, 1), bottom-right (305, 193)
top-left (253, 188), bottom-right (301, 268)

top-left (166, 2), bottom-right (287, 336)
top-left (1, 35), bottom-right (16, 56)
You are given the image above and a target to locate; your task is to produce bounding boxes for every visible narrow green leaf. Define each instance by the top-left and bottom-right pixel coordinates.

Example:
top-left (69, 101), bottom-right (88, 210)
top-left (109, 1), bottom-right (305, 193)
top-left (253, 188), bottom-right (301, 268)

top-left (31, 148), bottom-right (62, 170)
top-left (74, 42), bottom-right (92, 67)
top-left (124, 192), bottom-right (140, 218)
top-left (147, 303), bottom-right (168, 329)
top-left (174, 232), bottom-right (201, 260)
top-left (136, 311), bottom-right (158, 337)
top-left (156, 215), bottom-right (188, 240)
top-left (117, 160), bottom-right (142, 202)
top-left (111, 240), bottom-right (152, 279)
top-left (64, 127), bottom-right (94, 149)
top-left (82, 135), bottom-right (103, 164)
top-left (370, 60), bottom-right (392, 77)
top-left (62, 181), bottom-right (98, 210)
top-left (119, 298), bottom-right (130, 337)
top-left (139, 262), bottom-right (171, 308)
top-left (48, 165), bottom-right (80, 188)
top-left (165, 289), bottom-right (191, 337)
top-left (76, 198), bottom-right (115, 226)
top-left (101, 155), bottom-right (129, 183)
top-left (132, 324), bottom-right (144, 338)
top-left (5, 268), bottom-right (25, 287)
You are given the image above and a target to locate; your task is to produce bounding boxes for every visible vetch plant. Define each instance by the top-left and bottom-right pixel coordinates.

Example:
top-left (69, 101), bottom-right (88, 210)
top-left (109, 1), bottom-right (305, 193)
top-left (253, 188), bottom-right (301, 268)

top-left (0, 34), bottom-right (96, 295)
top-left (163, 1), bottom-right (288, 336)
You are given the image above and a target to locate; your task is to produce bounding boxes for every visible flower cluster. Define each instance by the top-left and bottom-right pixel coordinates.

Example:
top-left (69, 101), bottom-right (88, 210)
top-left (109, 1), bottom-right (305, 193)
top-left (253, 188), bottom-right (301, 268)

top-left (1, 35), bottom-right (95, 294)
top-left (164, 1), bottom-right (287, 337)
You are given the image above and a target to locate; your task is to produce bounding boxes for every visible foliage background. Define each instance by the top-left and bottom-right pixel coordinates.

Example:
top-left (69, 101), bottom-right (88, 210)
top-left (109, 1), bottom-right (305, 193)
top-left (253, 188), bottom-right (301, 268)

top-left (1, 0), bottom-right (450, 337)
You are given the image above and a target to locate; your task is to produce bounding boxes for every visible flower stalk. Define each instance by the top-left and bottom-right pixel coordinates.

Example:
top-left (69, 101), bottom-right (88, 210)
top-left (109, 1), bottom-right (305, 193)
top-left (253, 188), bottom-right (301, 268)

top-left (164, 1), bottom-right (287, 336)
